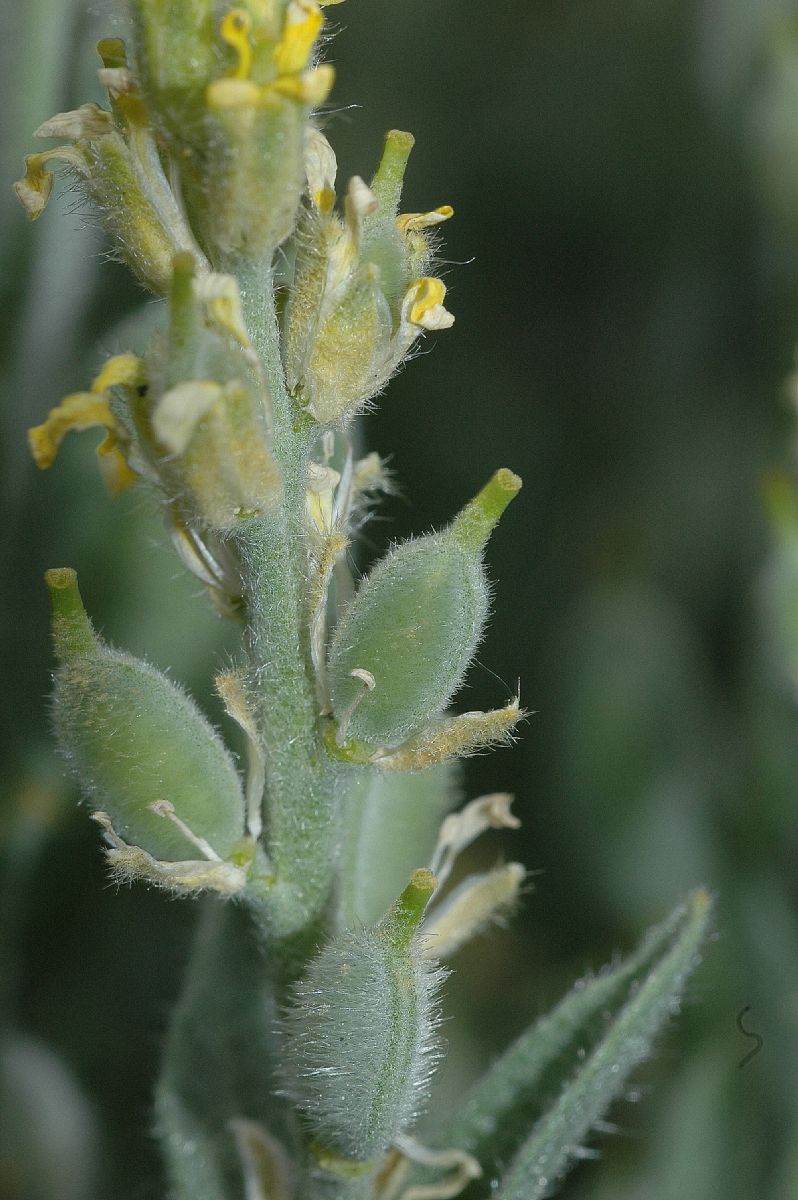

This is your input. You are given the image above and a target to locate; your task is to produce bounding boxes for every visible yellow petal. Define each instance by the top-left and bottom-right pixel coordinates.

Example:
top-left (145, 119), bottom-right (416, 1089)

top-left (274, 0), bottom-right (324, 75)
top-left (90, 353), bottom-right (146, 394)
top-left (403, 277), bottom-right (455, 331)
top-left (396, 205), bottom-right (454, 233)
top-left (29, 393), bottom-right (115, 469)
top-left (270, 63), bottom-right (335, 104)
top-left (206, 77), bottom-right (262, 110)
top-left (13, 147), bottom-right (86, 220)
top-left (220, 8), bottom-right (253, 80)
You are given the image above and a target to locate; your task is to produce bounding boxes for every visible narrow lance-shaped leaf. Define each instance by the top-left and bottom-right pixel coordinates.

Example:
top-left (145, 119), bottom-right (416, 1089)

top-left (496, 889), bottom-right (712, 1200)
top-left (435, 890), bottom-right (711, 1192)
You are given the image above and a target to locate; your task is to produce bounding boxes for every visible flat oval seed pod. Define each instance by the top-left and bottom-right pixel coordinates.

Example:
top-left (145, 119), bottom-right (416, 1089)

top-left (328, 470), bottom-right (520, 749)
top-left (47, 568), bottom-right (246, 862)
top-left (283, 871), bottom-right (445, 1162)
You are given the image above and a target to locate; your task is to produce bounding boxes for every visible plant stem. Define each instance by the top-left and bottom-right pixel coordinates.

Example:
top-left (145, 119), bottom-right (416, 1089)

top-left (233, 263), bottom-right (338, 956)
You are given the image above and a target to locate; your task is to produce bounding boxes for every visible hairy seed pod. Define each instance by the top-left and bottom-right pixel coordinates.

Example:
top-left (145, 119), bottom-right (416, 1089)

top-left (282, 870), bottom-right (445, 1161)
top-left (328, 470), bottom-right (521, 749)
top-left (47, 569), bottom-right (245, 861)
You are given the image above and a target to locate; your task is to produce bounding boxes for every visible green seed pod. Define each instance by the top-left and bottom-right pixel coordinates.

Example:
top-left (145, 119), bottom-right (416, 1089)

top-left (47, 569), bottom-right (246, 862)
top-left (328, 470), bottom-right (521, 749)
top-left (283, 870), bottom-right (445, 1161)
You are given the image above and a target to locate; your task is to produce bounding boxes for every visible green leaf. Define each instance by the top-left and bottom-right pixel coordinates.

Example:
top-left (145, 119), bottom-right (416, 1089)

top-left (436, 890), bottom-right (711, 1196)
top-left (495, 889), bottom-right (712, 1200)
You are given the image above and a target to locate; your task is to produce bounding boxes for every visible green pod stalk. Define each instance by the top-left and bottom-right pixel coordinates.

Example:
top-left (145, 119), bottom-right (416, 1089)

top-left (327, 470), bottom-right (521, 749)
top-left (46, 568), bottom-right (246, 862)
top-left (282, 871), bottom-right (445, 1162)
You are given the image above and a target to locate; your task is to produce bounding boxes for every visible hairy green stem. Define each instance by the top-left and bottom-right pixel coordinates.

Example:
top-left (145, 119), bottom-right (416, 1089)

top-left (233, 264), bottom-right (338, 953)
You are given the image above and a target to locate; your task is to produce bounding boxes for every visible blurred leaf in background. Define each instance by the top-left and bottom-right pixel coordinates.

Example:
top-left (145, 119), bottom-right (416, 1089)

top-left (2, 1), bottom-right (798, 1197)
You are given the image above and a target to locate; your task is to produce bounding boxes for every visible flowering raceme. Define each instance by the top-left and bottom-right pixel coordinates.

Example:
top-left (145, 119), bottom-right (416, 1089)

top-left (14, 4), bottom-right (711, 1199)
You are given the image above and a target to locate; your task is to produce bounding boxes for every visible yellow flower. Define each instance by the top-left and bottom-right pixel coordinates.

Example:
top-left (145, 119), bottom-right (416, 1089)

top-left (283, 130), bottom-right (455, 424)
top-left (28, 355), bottom-right (145, 495)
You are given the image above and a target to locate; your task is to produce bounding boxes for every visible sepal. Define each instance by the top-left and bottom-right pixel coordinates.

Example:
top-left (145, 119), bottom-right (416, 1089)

top-left (92, 812), bottom-right (251, 897)
top-left (371, 699), bottom-right (523, 771)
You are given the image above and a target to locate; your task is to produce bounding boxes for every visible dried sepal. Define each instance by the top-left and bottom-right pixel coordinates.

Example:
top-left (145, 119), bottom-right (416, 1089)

top-left (429, 792), bottom-right (520, 888)
top-left (92, 812), bottom-right (249, 897)
top-left (422, 864), bottom-right (526, 961)
top-left (372, 699), bottom-right (523, 772)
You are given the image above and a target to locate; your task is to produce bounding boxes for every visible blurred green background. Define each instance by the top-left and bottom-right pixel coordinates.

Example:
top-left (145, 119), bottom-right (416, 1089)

top-left (3, 0), bottom-right (798, 1197)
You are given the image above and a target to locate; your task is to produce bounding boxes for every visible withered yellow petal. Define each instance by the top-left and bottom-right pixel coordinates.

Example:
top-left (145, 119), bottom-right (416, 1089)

top-left (396, 205), bottom-right (454, 233)
top-left (14, 148), bottom-right (86, 220)
top-left (220, 8), bottom-right (253, 80)
top-left (404, 277), bottom-right (455, 331)
top-left (35, 103), bottom-right (113, 141)
top-left (28, 393), bottom-right (116, 470)
top-left (90, 353), bottom-right (146, 394)
top-left (274, 0), bottom-right (324, 76)
top-left (96, 437), bottom-right (139, 495)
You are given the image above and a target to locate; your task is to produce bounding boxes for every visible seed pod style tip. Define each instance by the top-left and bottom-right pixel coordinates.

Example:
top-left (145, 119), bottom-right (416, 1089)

top-left (381, 867), bottom-right (436, 949)
top-left (451, 468), bottom-right (522, 553)
top-left (46, 567), bottom-right (94, 658)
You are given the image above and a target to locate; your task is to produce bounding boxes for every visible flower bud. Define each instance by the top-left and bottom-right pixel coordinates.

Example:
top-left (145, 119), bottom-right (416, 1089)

top-left (14, 41), bottom-right (208, 295)
top-left (327, 470), bottom-right (521, 749)
top-left (138, 254), bottom-right (283, 531)
top-left (283, 130), bottom-right (454, 426)
top-left (198, 5), bottom-right (335, 260)
top-left (47, 569), bottom-right (246, 864)
top-left (153, 379), bottom-right (283, 530)
top-left (283, 870), bottom-right (445, 1161)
